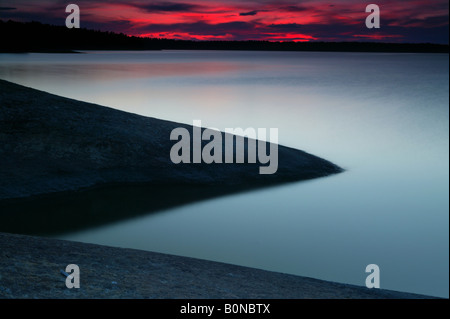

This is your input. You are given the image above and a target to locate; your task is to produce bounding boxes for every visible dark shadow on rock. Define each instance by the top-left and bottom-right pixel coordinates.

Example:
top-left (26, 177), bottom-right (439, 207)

top-left (0, 180), bottom-right (309, 236)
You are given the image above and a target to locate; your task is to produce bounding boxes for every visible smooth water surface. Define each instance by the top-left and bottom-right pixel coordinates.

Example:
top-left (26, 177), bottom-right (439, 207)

top-left (0, 51), bottom-right (448, 297)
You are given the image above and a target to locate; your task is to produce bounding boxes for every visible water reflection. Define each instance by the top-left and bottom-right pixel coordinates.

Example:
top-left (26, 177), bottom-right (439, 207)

top-left (0, 181), bottom-right (304, 236)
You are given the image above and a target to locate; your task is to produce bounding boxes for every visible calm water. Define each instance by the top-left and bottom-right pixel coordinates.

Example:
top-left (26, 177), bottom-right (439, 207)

top-left (0, 51), bottom-right (448, 297)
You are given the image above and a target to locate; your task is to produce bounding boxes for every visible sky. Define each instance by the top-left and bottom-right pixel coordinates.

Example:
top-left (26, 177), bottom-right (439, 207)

top-left (0, 0), bottom-right (448, 43)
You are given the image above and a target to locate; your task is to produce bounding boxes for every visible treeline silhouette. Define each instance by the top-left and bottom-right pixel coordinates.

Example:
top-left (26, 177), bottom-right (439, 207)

top-left (1, 20), bottom-right (448, 53)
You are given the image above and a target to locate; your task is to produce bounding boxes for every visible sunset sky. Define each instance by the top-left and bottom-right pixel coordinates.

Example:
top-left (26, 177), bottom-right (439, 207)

top-left (1, 0), bottom-right (448, 43)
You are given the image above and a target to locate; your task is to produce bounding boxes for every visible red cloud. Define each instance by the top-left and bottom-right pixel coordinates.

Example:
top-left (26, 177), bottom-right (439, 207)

top-left (1, 0), bottom-right (448, 43)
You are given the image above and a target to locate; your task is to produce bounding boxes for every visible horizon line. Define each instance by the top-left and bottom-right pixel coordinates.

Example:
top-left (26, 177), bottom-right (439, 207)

top-left (1, 19), bottom-right (449, 46)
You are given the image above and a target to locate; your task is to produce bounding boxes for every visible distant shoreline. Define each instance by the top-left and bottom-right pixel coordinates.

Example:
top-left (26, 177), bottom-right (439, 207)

top-left (3, 49), bottom-right (450, 54)
top-left (1, 20), bottom-right (448, 54)
top-left (2, 45), bottom-right (448, 55)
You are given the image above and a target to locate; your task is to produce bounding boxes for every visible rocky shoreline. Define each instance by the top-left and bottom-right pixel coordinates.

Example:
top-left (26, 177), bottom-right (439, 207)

top-left (0, 79), bottom-right (342, 201)
top-left (0, 80), bottom-right (437, 299)
top-left (0, 232), bottom-right (437, 299)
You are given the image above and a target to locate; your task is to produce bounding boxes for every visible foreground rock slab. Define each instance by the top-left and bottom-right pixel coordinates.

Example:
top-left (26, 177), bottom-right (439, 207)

top-left (0, 232), bottom-right (436, 299)
top-left (0, 79), bottom-right (342, 201)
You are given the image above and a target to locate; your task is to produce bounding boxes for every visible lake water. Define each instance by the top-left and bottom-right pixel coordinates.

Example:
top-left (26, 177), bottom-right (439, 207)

top-left (0, 51), bottom-right (448, 297)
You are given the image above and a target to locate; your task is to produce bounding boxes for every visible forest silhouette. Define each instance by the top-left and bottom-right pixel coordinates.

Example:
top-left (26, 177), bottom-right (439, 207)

top-left (1, 20), bottom-right (448, 53)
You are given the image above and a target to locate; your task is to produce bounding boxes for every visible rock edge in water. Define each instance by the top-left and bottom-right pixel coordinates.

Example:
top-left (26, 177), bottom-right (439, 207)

top-left (0, 79), bottom-right (342, 201)
top-left (0, 232), bottom-right (438, 299)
